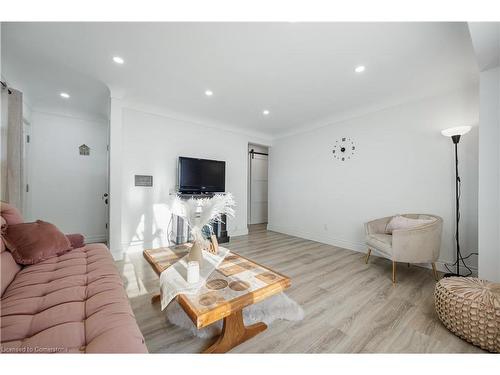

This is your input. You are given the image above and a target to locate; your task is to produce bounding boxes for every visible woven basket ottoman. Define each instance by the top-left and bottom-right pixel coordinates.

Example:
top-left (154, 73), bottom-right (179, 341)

top-left (435, 277), bottom-right (500, 352)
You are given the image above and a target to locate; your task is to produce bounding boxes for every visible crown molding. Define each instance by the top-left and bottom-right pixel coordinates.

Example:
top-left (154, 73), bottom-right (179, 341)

top-left (120, 98), bottom-right (273, 145)
top-left (273, 82), bottom-right (479, 140)
top-left (31, 107), bottom-right (109, 124)
top-left (111, 82), bottom-right (477, 144)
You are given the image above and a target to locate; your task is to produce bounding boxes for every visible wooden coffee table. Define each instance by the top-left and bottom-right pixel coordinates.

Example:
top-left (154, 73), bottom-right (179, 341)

top-left (143, 244), bottom-right (291, 353)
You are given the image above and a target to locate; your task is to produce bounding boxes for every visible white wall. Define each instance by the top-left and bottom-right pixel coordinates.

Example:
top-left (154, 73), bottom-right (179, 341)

top-left (478, 67), bottom-right (500, 282)
top-left (268, 88), bottom-right (479, 272)
top-left (118, 106), bottom-right (269, 256)
top-left (29, 111), bottom-right (108, 242)
top-left (469, 22), bottom-right (500, 282)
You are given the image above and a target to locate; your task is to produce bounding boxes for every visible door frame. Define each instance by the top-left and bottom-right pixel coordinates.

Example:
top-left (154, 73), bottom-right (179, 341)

top-left (247, 143), bottom-right (269, 227)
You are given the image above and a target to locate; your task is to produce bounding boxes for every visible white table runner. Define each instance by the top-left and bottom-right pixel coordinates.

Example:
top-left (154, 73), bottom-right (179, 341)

top-left (159, 246), bottom-right (229, 310)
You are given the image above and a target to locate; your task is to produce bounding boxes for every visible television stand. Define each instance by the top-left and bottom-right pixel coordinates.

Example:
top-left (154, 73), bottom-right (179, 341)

top-left (171, 192), bottom-right (230, 245)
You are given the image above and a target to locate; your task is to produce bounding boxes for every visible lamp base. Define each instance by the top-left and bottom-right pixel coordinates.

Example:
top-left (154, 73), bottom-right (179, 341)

top-left (443, 273), bottom-right (464, 278)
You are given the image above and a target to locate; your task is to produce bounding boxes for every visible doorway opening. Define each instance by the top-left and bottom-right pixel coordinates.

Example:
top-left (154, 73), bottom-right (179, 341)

top-left (248, 144), bottom-right (269, 231)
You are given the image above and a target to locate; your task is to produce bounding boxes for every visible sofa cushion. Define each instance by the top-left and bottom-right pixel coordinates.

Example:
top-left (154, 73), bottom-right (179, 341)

top-left (0, 243), bottom-right (147, 353)
top-left (1, 251), bottom-right (22, 297)
top-left (366, 233), bottom-right (393, 256)
top-left (2, 220), bottom-right (72, 265)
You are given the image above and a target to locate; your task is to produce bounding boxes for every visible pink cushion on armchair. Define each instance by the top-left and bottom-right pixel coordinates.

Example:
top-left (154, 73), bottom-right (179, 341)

top-left (385, 215), bottom-right (435, 234)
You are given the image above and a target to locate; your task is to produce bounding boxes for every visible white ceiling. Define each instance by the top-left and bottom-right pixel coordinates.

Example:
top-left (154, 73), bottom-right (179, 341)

top-left (2, 22), bottom-right (478, 137)
top-left (468, 22), bottom-right (500, 71)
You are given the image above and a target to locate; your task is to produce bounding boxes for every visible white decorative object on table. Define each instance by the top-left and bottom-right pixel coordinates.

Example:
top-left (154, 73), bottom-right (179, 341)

top-left (159, 246), bottom-right (229, 310)
top-left (187, 261), bottom-right (200, 284)
top-left (168, 193), bottom-right (236, 265)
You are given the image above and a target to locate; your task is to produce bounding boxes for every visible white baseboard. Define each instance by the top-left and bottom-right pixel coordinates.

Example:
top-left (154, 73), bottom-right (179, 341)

top-left (111, 248), bottom-right (125, 261)
top-left (113, 240), bottom-right (155, 261)
top-left (267, 224), bottom-right (366, 252)
top-left (84, 234), bottom-right (107, 243)
top-left (229, 228), bottom-right (249, 237)
top-left (267, 224), bottom-right (478, 277)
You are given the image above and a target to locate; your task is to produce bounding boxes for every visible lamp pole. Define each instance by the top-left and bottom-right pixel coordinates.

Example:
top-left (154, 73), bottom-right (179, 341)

top-left (441, 126), bottom-right (471, 278)
top-left (452, 134), bottom-right (460, 277)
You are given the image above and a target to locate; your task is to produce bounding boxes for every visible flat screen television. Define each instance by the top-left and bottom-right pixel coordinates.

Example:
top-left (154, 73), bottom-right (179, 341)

top-left (178, 157), bottom-right (226, 193)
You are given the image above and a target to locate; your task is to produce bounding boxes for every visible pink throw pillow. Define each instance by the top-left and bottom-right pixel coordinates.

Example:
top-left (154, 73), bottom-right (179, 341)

top-left (66, 233), bottom-right (85, 249)
top-left (1, 220), bottom-right (72, 265)
top-left (385, 215), bottom-right (435, 234)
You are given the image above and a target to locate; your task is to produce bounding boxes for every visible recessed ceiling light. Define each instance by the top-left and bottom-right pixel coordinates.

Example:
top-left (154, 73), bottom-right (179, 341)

top-left (262, 110), bottom-right (270, 116)
top-left (113, 56), bottom-right (125, 64)
top-left (355, 65), bottom-right (366, 73)
top-left (60, 92), bottom-right (70, 99)
top-left (205, 90), bottom-right (213, 96)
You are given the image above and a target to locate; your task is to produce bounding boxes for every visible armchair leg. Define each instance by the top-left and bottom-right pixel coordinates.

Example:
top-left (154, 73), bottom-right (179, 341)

top-left (431, 263), bottom-right (439, 281)
top-left (392, 261), bottom-right (396, 284)
top-left (365, 248), bottom-right (372, 264)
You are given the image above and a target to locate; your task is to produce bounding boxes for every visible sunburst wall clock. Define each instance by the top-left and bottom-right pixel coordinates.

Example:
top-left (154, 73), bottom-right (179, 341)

top-left (332, 137), bottom-right (356, 161)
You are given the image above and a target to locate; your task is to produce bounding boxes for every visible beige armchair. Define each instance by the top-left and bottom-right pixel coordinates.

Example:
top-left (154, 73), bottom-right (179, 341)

top-left (364, 214), bottom-right (443, 283)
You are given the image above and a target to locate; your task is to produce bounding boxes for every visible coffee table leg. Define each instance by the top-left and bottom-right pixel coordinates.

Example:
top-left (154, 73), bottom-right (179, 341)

top-left (203, 309), bottom-right (267, 353)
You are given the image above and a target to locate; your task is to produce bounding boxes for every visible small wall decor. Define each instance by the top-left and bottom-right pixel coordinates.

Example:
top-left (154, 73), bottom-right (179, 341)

top-left (332, 137), bottom-right (356, 161)
top-left (135, 175), bottom-right (153, 187)
top-left (79, 144), bottom-right (90, 156)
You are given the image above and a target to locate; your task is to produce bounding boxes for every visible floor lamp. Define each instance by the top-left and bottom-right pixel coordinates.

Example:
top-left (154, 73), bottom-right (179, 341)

top-left (441, 125), bottom-right (472, 277)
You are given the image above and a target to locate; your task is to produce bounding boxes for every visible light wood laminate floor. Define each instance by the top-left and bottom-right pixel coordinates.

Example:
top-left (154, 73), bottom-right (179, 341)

top-left (115, 224), bottom-right (482, 353)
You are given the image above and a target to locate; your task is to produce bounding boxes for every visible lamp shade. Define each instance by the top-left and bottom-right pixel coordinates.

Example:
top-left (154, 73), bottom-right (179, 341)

top-left (441, 126), bottom-right (472, 137)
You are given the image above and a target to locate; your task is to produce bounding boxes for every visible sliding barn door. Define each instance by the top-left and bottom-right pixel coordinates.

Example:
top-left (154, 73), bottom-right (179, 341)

top-left (249, 153), bottom-right (268, 224)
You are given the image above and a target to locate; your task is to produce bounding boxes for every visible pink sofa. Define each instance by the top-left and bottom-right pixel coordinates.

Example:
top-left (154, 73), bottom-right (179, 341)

top-left (0, 203), bottom-right (148, 353)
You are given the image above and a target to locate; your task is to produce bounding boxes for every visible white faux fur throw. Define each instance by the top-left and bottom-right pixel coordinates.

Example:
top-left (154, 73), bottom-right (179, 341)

top-left (166, 292), bottom-right (305, 339)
